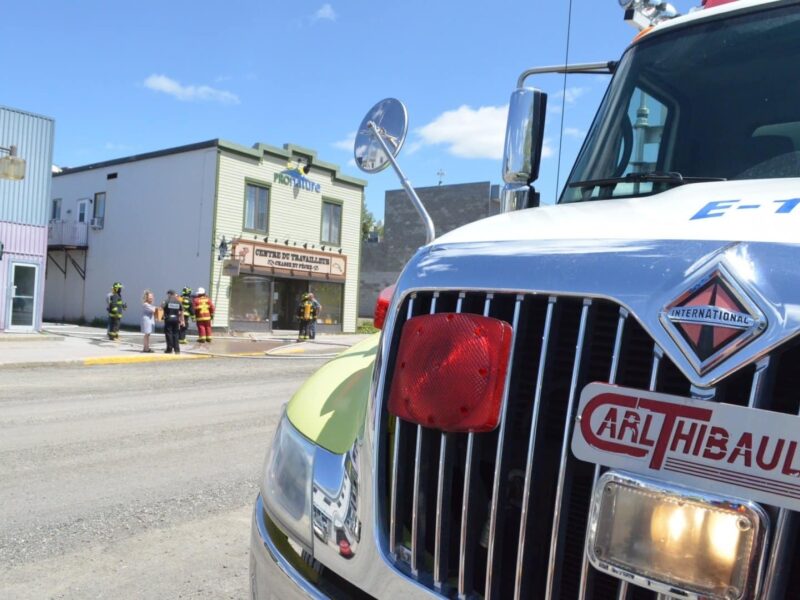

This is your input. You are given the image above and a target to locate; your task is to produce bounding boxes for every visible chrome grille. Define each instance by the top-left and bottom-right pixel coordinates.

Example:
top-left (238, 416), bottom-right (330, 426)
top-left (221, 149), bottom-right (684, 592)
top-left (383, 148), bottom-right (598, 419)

top-left (377, 289), bottom-right (800, 600)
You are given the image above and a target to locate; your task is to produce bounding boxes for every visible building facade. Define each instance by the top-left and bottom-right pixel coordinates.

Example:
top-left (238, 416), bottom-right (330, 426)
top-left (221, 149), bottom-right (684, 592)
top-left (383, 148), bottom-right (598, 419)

top-left (46, 140), bottom-right (365, 334)
top-left (359, 181), bottom-right (500, 318)
top-left (0, 106), bottom-right (55, 331)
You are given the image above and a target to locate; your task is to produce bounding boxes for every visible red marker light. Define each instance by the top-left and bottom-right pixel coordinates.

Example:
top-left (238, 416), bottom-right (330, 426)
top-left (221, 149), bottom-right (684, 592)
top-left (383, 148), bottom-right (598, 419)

top-left (702, 0), bottom-right (738, 8)
top-left (373, 284), bottom-right (396, 330)
top-left (387, 313), bottom-right (513, 433)
top-left (338, 539), bottom-right (353, 557)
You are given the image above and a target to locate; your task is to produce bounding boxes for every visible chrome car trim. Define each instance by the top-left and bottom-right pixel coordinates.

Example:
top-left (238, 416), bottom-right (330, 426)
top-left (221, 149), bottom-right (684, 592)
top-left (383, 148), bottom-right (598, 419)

top-left (398, 240), bottom-right (800, 389)
top-left (545, 298), bottom-right (591, 600)
top-left (484, 294), bottom-right (523, 600)
top-left (434, 292), bottom-right (463, 592)
top-left (390, 295), bottom-right (416, 558)
top-left (514, 296), bottom-right (557, 600)
top-left (253, 495), bottom-right (328, 600)
top-left (578, 307), bottom-right (628, 600)
top-left (458, 293), bottom-right (492, 599)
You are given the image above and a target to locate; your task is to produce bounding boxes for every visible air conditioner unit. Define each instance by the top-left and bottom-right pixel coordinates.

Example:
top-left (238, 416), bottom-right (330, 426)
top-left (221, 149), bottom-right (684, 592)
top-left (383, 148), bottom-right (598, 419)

top-left (90, 217), bottom-right (104, 229)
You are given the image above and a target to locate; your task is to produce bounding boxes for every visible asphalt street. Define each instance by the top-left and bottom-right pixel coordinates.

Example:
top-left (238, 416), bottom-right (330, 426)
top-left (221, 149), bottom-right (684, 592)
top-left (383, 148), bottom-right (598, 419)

top-left (0, 356), bottom-right (329, 599)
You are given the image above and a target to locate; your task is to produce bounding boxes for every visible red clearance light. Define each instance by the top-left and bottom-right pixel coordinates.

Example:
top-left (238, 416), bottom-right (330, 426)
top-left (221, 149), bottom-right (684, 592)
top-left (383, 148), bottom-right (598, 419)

top-left (387, 313), bottom-right (513, 433)
top-left (702, 0), bottom-right (738, 7)
top-left (373, 284), bottom-right (396, 330)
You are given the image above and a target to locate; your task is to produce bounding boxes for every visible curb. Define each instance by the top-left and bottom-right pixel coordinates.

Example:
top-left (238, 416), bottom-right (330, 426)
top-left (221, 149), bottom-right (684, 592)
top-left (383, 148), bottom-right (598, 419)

top-left (83, 353), bottom-right (211, 366)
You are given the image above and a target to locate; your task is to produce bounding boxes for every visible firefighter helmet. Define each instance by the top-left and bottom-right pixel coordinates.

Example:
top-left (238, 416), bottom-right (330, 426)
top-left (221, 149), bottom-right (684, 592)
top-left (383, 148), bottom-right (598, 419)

top-left (182, 287), bottom-right (192, 296)
top-left (197, 287), bottom-right (206, 295)
top-left (112, 282), bottom-right (123, 291)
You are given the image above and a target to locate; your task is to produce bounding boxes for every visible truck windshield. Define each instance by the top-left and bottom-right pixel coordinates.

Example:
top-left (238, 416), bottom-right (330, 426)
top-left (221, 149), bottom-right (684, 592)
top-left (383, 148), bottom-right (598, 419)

top-left (562, 4), bottom-right (800, 203)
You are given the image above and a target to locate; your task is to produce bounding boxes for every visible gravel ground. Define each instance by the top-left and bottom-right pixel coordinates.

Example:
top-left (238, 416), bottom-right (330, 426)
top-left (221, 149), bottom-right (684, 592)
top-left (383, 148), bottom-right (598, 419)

top-left (0, 357), bottom-right (327, 599)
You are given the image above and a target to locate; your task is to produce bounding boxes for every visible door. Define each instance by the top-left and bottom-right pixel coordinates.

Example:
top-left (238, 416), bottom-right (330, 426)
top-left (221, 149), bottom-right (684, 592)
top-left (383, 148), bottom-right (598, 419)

top-left (8, 263), bottom-right (37, 329)
top-left (273, 279), bottom-right (309, 330)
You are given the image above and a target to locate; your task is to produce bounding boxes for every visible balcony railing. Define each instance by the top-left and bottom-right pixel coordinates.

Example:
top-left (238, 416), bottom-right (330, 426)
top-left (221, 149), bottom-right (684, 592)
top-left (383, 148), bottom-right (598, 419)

top-left (48, 220), bottom-right (88, 247)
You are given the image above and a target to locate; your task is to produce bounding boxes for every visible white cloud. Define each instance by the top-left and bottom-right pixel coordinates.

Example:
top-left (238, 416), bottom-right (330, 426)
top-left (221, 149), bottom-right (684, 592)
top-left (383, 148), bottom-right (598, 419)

top-left (416, 104), bottom-right (508, 160)
top-left (313, 3), bottom-right (336, 21)
top-left (144, 74), bottom-right (239, 104)
top-left (552, 86), bottom-right (587, 104)
top-left (564, 127), bottom-right (586, 139)
top-left (332, 131), bottom-right (356, 151)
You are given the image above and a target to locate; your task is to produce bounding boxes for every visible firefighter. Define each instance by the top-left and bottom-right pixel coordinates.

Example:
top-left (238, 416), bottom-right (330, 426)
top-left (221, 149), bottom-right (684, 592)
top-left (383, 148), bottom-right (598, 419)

top-left (296, 293), bottom-right (317, 341)
top-left (192, 287), bottom-right (215, 343)
top-left (161, 290), bottom-right (184, 354)
top-left (307, 292), bottom-right (322, 340)
top-left (179, 287), bottom-right (194, 345)
top-left (107, 282), bottom-right (127, 340)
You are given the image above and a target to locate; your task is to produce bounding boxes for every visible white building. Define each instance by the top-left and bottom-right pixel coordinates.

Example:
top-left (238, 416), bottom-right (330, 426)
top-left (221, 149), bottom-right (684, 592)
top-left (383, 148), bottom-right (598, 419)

top-left (46, 139), bottom-right (366, 333)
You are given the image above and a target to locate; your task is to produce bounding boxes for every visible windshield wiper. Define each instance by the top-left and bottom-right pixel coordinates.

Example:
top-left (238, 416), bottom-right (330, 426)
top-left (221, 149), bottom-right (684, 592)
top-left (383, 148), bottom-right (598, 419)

top-left (568, 171), bottom-right (726, 190)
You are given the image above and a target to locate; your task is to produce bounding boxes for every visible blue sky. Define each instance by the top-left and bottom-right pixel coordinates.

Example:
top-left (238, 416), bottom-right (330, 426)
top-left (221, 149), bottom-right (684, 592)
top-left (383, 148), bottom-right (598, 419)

top-left (3, 0), bottom-right (696, 222)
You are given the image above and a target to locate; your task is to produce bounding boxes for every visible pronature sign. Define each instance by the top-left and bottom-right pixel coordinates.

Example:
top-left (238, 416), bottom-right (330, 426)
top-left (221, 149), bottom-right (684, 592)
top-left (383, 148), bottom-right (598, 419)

top-left (274, 168), bottom-right (321, 193)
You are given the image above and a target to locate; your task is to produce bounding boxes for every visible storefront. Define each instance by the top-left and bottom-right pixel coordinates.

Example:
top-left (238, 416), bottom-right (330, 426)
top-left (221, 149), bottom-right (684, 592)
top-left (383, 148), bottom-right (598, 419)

top-left (228, 240), bottom-right (348, 333)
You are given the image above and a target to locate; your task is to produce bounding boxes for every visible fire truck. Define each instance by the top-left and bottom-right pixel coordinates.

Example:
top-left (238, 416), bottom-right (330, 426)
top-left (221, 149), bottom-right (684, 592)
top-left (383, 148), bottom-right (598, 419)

top-left (251, 1), bottom-right (800, 598)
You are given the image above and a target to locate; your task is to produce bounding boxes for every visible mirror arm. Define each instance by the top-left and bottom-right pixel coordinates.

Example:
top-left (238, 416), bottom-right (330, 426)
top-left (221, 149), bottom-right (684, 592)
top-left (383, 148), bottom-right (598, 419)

top-left (367, 120), bottom-right (436, 245)
top-left (516, 61), bottom-right (616, 88)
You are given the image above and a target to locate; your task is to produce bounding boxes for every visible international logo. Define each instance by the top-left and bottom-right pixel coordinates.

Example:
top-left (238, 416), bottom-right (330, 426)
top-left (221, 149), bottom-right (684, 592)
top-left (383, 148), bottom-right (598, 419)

top-left (273, 163), bottom-right (321, 193)
top-left (572, 383), bottom-right (800, 513)
top-left (660, 265), bottom-right (765, 374)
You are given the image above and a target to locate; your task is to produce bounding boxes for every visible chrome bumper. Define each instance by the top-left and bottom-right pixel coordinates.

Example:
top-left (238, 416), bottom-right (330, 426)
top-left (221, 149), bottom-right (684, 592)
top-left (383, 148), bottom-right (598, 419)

top-left (250, 494), bottom-right (327, 600)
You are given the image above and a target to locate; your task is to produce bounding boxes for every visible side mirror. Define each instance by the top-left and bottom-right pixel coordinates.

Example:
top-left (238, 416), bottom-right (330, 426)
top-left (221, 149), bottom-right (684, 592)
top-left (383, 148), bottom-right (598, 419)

top-left (500, 88), bottom-right (547, 211)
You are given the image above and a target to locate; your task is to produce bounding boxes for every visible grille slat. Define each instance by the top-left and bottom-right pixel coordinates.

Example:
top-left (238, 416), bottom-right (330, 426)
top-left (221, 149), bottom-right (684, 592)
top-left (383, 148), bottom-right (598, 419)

top-left (514, 296), bottom-right (557, 600)
top-left (379, 290), bottom-right (800, 600)
top-left (545, 299), bottom-right (593, 600)
top-left (389, 295), bottom-right (417, 557)
top-left (579, 307), bottom-right (628, 600)
top-left (484, 294), bottom-right (523, 600)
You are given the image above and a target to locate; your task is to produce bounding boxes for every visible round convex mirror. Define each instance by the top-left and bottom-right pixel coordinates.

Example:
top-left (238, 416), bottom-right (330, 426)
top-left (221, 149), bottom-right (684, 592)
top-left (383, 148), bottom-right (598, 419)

top-left (354, 98), bottom-right (408, 174)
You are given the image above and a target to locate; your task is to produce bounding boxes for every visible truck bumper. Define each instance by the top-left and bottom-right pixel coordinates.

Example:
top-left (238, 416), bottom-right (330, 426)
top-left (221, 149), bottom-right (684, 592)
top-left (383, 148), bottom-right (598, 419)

top-left (249, 494), bottom-right (327, 600)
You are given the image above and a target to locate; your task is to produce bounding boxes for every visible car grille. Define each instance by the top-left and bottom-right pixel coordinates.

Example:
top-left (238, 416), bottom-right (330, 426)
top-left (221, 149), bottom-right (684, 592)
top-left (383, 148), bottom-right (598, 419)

top-left (375, 289), bottom-right (800, 600)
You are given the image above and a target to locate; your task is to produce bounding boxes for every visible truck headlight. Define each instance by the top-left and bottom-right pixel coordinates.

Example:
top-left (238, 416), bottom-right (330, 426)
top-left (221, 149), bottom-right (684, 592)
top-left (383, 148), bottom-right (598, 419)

top-left (587, 472), bottom-right (767, 600)
top-left (262, 412), bottom-right (315, 552)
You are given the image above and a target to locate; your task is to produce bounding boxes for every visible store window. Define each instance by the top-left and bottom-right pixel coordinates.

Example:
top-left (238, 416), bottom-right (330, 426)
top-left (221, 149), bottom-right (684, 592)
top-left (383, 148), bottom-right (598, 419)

top-left (321, 200), bottom-right (342, 246)
top-left (245, 183), bottom-right (270, 232)
top-left (230, 275), bottom-right (271, 323)
top-left (309, 281), bottom-right (343, 326)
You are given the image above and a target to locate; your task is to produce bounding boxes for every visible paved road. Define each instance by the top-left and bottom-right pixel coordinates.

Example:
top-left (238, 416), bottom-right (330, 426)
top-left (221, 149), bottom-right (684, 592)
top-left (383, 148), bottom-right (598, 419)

top-left (0, 356), bottom-right (328, 599)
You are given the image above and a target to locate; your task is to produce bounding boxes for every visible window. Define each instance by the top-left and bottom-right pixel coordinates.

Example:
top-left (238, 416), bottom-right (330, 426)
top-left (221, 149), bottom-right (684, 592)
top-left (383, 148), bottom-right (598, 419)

top-left (321, 201), bottom-right (342, 246)
top-left (51, 198), bottom-right (62, 221)
top-left (77, 200), bottom-right (89, 223)
top-left (245, 183), bottom-right (269, 232)
top-left (93, 192), bottom-right (106, 222)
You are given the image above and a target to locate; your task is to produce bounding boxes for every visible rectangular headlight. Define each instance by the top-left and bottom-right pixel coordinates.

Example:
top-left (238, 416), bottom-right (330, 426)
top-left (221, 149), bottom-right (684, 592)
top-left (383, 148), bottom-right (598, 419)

top-left (587, 472), bottom-right (768, 599)
top-left (262, 412), bottom-right (315, 552)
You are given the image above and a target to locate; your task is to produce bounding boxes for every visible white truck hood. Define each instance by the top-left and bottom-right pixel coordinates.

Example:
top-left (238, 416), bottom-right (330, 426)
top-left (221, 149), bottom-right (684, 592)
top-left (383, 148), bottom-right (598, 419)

top-left (436, 179), bottom-right (800, 246)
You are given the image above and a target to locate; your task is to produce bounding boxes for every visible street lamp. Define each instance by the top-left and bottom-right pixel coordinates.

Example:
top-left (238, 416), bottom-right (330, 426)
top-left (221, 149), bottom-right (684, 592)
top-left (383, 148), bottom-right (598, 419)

top-left (0, 145), bottom-right (25, 180)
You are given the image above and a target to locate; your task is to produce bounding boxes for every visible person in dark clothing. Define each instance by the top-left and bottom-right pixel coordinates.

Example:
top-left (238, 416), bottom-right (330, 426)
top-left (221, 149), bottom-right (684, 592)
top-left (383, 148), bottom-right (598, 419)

top-left (307, 292), bottom-right (322, 340)
top-left (107, 282), bottom-right (127, 340)
top-left (179, 287), bottom-right (194, 345)
top-left (161, 290), bottom-right (184, 354)
top-left (296, 293), bottom-right (318, 341)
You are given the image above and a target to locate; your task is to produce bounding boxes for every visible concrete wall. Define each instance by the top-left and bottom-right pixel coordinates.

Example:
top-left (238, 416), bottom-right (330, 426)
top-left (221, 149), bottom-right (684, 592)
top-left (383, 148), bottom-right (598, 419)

top-left (358, 182), bottom-right (500, 318)
top-left (46, 147), bottom-right (217, 326)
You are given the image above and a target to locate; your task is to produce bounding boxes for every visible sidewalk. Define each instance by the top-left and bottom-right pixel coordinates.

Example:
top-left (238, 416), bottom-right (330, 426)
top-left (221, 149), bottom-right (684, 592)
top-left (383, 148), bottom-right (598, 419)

top-left (0, 324), bottom-right (373, 369)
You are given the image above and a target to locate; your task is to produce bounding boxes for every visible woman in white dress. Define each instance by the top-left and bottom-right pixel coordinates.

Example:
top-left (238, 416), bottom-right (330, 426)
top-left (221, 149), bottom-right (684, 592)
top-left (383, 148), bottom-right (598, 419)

top-left (141, 290), bottom-right (156, 353)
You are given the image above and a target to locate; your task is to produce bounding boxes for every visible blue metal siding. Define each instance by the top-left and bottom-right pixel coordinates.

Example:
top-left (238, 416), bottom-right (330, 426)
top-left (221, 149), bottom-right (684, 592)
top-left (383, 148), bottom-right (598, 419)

top-left (0, 106), bottom-right (55, 226)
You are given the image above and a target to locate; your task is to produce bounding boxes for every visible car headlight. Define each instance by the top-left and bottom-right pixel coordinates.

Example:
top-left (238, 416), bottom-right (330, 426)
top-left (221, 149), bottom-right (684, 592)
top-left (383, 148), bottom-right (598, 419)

top-left (262, 411), bottom-right (316, 552)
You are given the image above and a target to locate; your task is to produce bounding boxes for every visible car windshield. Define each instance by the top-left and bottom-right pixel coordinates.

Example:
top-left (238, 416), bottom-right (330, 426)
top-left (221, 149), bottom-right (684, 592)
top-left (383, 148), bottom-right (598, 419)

top-left (561, 3), bottom-right (800, 203)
